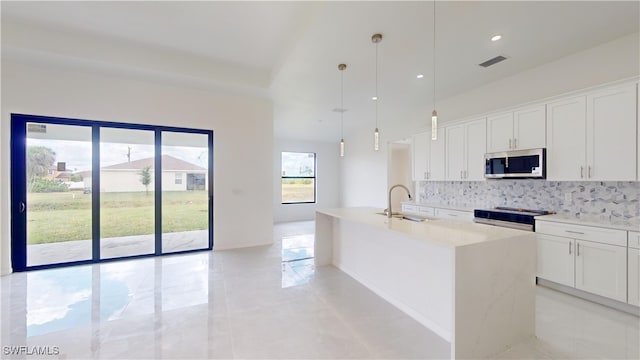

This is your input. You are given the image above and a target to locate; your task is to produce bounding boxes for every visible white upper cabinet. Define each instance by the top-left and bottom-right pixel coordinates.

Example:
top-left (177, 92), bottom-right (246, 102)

top-left (446, 118), bottom-right (486, 181)
top-left (446, 124), bottom-right (465, 181)
top-left (586, 84), bottom-right (637, 181)
top-left (430, 128), bottom-right (446, 181)
top-left (465, 119), bottom-right (488, 180)
top-left (547, 84), bottom-right (637, 181)
top-left (546, 96), bottom-right (587, 181)
top-left (487, 105), bottom-right (545, 153)
top-left (487, 112), bottom-right (514, 153)
top-left (412, 132), bottom-right (430, 181)
top-left (514, 105), bottom-right (546, 151)
top-left (412, 129), bottom-right (445, 181)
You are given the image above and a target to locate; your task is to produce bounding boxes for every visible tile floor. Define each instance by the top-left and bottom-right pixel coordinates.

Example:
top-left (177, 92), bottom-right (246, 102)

top-left (0, 220), bottom-right (638, 359)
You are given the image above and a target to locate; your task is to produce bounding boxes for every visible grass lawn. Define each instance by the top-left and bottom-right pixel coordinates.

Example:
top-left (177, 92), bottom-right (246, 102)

top-left (27, 191), bottom-right (208, 244)
top-left (282, 181), bottom-right (315, 203)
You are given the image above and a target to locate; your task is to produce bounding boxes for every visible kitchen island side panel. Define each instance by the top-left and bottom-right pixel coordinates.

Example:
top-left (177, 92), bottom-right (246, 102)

top-left (328, 217), bottom-right (455, 342)
top-left (453, 234), bottom-right (536, 359)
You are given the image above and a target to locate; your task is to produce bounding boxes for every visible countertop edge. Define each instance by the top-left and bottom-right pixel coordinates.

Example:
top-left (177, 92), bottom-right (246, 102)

top-left (535, 214), bottom-right (640, 232)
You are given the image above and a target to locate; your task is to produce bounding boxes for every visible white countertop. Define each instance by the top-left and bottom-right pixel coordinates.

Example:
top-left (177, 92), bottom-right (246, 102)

top-left (400, 201), bottom-right (476, 212)
top-left (317, 207), bottom-right (532, 248)
top-left (535, 214), bottom-right (640, 232)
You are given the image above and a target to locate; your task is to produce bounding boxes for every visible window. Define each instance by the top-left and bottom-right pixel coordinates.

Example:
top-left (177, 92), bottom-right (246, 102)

top-left (281, 152), bottom-right (316, 204)
top-left (175, 173), bottom-right (183, 185)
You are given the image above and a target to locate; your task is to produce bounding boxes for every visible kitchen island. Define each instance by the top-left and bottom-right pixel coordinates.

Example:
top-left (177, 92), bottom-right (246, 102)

top-left (315, 207), bottom-right (536, 359)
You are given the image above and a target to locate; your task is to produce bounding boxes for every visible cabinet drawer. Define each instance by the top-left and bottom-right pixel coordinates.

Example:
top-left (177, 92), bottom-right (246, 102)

top-left (629, 231), bottom-right (640, 250)
top-left (536, 221), bottom-right (627, 247)
top-left (434, 208), bottom-right (473, 221)
top-left (418, 206), bottom-right (436, 217)
top-left (402, 204), bottom-right (419, 214)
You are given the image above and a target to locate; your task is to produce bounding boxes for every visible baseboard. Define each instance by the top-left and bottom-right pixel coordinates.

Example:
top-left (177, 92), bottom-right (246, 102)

top-left (537, 277), bottom-right (640, 316)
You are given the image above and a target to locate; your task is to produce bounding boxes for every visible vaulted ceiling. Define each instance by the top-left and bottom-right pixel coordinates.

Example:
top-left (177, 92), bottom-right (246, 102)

top-left (2, 1), bottom-right (638, 141)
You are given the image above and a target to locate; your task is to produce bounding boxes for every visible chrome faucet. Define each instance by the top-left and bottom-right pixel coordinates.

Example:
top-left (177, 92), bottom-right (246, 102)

top-left (387, 184), bottom-right (412, 218)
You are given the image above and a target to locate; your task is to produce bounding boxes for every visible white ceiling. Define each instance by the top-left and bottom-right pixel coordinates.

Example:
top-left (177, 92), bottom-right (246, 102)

top-left (2, 1), bottom-right (639, 142)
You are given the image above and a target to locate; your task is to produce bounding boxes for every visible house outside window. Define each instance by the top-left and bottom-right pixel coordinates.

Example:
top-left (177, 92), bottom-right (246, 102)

top-left (175, 173), bottom-right (182, 185)
top-left (281, 152), bottom-right (316, 204)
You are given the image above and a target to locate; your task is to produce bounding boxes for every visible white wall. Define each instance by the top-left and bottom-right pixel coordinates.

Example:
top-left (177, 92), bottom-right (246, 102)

top-left (273, 139), bottom-right (340, 222)
top-left (341, 32), bottom-right (640, 209)
top-left (388, 143), bottom-right (413, 210)
top-left (0, 60), bottom-right (274, 274)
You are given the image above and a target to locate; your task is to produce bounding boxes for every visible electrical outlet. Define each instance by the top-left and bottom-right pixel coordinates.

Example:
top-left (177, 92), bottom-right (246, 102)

top-left (564, 193), bottom-right (572, 202)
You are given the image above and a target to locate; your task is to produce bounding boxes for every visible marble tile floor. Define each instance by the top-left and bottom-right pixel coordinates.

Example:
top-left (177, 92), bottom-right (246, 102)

top-left (0, 220), bottom-right (637, 359)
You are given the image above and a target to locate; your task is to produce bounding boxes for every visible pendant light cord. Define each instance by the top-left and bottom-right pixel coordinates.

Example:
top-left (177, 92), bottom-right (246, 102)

top-left (375, 41), bottom-right (379, 129)
top-left (432, 0), bottom-right (436, 110)
top-left (341, 68), bottom-right (344, 139)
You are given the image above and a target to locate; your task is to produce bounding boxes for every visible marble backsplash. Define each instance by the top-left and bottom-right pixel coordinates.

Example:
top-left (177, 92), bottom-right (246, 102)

top-left (416, 180), bottom-right (640, 221)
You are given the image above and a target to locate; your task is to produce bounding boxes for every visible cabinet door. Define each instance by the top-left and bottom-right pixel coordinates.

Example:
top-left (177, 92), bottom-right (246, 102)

top-left (575, 240), bottom-right (627, 302)
top-left (629, 248), bottom-right (639, 306)
top-left (514, 105), bottom-right (546, 150)
top-left (586, 85), bottom-right (637, 181)
top-left (445, 124), bottom-right (465, 180)
top-left (487, 112), bottom-right (513, 153)
top-left (412, 132), bottom-right (430, 181)
top-left (546, 96), bottom-right (587, 180)
top-left (429, 128), bottom-right (446, 181)
top-left (465, 118), bottom-right (487, 181)
top-left (537, 234), bottom-right (575, 287)
top-left (418, 206), bottom-right (435, 217)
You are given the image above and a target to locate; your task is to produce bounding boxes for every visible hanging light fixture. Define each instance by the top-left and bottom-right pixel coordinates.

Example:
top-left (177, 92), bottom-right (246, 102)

top-left (338, 63), bottom-right (347, 157)
top-left (431, 0), bottom-right (438, 141)
top-left (372, 33), bottom-right (382, 151)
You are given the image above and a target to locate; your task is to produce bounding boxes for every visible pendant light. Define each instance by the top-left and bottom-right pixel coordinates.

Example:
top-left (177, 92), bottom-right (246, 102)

top-left (431, 0), bottom-right (438, 141)
top-left (338, 63), bottom-right (347, 157)
top-left (372, 33), bottom-right (382, 151)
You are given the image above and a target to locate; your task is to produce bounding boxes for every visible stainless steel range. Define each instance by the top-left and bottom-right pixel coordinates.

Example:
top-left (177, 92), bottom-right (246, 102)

top-left (473, 206), bottom-right (553, 231)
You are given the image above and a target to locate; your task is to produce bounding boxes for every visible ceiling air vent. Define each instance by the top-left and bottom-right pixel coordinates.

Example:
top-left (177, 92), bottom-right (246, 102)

top-left (479, 55), bottom-right (508, 68)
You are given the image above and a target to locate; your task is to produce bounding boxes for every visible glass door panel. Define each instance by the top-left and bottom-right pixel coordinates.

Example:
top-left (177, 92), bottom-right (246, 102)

top-left (99, 128), bottom-right (156, 259)
top-left (161, 132), bottom-right (210, 253)
top-left (26, 123), bottom-right (93, 267)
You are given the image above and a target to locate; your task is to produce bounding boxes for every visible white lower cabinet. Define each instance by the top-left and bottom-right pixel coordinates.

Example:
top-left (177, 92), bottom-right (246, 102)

top-left (629, 231), bottom-right (640, 306)
top-left (536, 234), bottom-right (575, 287)
top-left (401, 204), bottom-right (419, 214)
top-left (434, 208), bottom-right (473, 221)
top-left (418, 206), bottom-right (435, 217)
top-left (574, 239), bottom-right (627, 302)
top-left (536, 220), bottom-right (629, 303)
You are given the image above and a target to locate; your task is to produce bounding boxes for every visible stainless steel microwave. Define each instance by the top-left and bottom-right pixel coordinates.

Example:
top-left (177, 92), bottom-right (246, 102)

top-left (485, 148), bottom-right (546, 179)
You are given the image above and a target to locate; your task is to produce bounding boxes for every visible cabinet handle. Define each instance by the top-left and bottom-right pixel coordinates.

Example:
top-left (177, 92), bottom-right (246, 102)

top-left (580, 166), bottom-right (584, 179)
top-left (565, 230), bottom-right (584, 235)
top-left (424, 172), bottom-right (427, 180)
top-left (577, 243), bottom-right (580, 256)
top-left (514, 138), bottom-right (517, 149)
top-left (460, 170), bottom-right (463, 179)
top-left (509, 139), bottom-right (512, 149)
top-left (588, 166), bottom-right (592, 178)
top-left (569, 241), bottom-right (572, 255)
top-left (448, 213), bottom-right (458, 217)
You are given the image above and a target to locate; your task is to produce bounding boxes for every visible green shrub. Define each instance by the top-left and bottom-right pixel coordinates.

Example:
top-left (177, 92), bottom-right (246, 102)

top-left (28, 178), bottom-right (69, 193)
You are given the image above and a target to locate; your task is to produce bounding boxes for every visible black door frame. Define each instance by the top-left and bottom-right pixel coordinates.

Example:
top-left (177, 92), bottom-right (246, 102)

top-left (10, 113), bottom-right (214, 271)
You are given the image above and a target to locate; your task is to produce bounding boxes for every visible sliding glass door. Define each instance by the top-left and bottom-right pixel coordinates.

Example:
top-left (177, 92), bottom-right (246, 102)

top-left (24, 122), bottom-right (93, 267)
top-left (99, 128), bottom-right (156, 260)
top-left (161, 132), bottom-right (211, 253)
top-left (11, 114), bottom-right (214, 271)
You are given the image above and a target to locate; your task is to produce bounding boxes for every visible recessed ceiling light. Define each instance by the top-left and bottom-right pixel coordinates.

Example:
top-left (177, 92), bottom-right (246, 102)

top-left (416, 74), bottom-right (424, 79)
top-left (491, 35), bottom-right (502, 42)
top-left (372, 96), bottom-right (378, 101)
